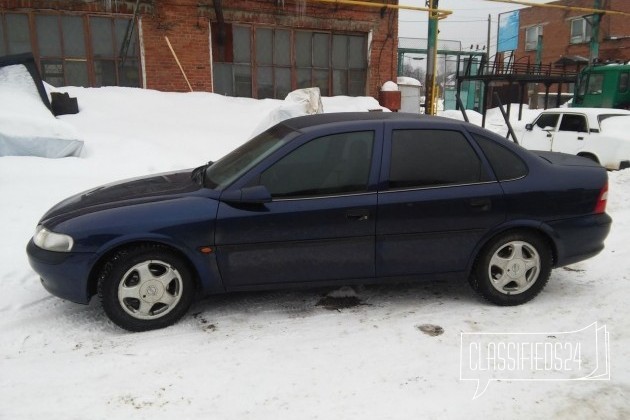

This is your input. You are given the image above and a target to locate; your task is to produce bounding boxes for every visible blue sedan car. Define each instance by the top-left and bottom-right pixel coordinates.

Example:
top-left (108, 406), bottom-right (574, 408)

top-left (27, 113), bottom-right (611, 331)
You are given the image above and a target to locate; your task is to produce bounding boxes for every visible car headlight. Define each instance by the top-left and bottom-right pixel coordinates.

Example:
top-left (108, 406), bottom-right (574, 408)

top-left (33, 226), bottom-right (74, 252)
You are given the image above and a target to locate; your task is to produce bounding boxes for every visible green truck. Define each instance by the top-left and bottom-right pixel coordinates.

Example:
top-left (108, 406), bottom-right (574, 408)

top-left (572, 64), bottom-right (630, 109)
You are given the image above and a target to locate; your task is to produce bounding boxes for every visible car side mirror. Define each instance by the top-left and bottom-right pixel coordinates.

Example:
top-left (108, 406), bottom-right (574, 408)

top-left (220, 185), bottom-right (272, 204)
top-left (525, 123), bottom-right (533, 131)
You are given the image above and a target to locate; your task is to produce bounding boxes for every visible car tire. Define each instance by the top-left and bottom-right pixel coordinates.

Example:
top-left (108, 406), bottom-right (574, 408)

top-left (470, 231), bottom-right (552, 306)
top-left (98, 245), bottom-right (195, 332)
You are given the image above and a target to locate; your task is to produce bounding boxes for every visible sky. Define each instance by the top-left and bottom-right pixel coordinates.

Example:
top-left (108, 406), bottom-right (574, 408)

top-left (398, 0), bottom-right (555, 55)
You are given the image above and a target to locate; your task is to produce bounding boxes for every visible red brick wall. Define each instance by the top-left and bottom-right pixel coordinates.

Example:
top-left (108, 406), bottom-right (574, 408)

top-left (141, 0), bottom-right (212, 92)
top-left (142, 0), bottom-right (398, 97)
top-left (515, 0), bottom-right (630, 65)
top-left (0, 0), bottom-right (398, 97)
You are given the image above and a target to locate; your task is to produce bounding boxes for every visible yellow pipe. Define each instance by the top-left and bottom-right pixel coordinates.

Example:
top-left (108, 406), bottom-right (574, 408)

top-left (309, 0), bottom-right (453, 19)
top-left (484, 0), bottom-right (630, 17)
top-left (428, 0), bottom-right (440, 115)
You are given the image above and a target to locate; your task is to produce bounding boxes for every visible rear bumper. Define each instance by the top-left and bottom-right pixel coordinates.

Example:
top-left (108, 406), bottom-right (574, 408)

top-left (547, 213), bottom-right (612, 267)
top-left (26, 239), bottom-right (94, 304)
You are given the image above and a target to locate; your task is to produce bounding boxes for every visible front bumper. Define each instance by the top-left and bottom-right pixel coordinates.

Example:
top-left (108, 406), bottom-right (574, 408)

top-left (26, 239), bottom-right (95, 304)
top-left (548, 212), bottom-right (612, 267)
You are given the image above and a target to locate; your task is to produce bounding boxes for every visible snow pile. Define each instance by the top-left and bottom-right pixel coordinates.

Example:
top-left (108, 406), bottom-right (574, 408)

top-left (251, 87), bottom-right (324, 136)
top-left (252, 88), bottom-right (387, 135)
top-left (321, 95), bottom-right (386, 113)
top-left (0, 64), bottom-right (83, 158)
top-left (381, 81), bottom-right (399, 91)
top-left (397, 76), bottom-right (422, 86)
top-left (440, 104), bottom-right (542, 140)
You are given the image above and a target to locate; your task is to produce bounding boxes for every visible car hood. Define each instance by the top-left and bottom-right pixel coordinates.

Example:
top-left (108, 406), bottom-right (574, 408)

top-left (41, 169), bottom-right (204, 224)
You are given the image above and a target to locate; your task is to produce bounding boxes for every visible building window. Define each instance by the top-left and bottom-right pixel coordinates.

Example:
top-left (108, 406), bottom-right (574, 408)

top-left (525, 25), bottom-right (542, 51)
top-left (89, 16), bottom-right (140, 87)
top-left (570, 17), bottom-right (592, 44)
top-left (36, 15), bottom-right (89, 87)
top-left (256, 27), bottom-right (292, 99)
top-left (0, 12), bottom-right (140, 88)
top-left (0, 13), bottom-right (32, 55)
top-left (212, 24), bottom-right (367, 99)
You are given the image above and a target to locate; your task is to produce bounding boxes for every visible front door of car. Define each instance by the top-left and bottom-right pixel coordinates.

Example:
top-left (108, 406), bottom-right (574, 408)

top-left (215, 127), bottom-right (381, 289)
top-left (376, 125), bottom-right (506, 278)
top-left (521, 112), bottom-right (560, 151)
top-left (550, 113), bottom-right (589, 155)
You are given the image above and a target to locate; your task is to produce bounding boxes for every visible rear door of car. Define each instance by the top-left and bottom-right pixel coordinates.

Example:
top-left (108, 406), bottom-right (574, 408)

top-left (550, 113), bottom-right (590, 155)
top-left (375, 122), bottom-right (506, 278)
top-left (215, 122), bottom-right (383, 289)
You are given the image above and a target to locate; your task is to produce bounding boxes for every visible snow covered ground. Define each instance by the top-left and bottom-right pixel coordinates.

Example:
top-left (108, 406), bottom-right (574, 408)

top-left (1, 87), bottom-right (629, 419)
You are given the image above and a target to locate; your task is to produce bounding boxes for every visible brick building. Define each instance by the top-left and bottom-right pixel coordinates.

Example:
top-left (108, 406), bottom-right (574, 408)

top-left (0, 0), bottom-right (399, 98)
top-left (514, 0), bottom-right (630, 69)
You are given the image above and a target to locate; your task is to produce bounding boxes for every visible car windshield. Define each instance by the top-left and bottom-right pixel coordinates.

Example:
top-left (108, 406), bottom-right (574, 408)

top-left (204, 123), bottom-right (298, 189)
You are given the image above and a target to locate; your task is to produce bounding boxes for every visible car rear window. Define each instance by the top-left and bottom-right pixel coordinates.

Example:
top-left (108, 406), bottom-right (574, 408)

top-left (473, 134), bottom-right (528, 181)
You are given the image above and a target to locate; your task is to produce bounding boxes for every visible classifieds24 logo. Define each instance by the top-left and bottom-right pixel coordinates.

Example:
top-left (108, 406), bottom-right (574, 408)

top-left (460, 322), bottom-right (610, 399)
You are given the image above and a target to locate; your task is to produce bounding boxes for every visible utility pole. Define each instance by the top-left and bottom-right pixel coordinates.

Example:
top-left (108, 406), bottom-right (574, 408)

top-left (487, 14), bottom-right (492, 61)
top-left (590, 0), bottom-right (602, 62)
top-left (425, 0), bottom-right (439, 115)
top-left (535, 34), bottom-right (543, 67)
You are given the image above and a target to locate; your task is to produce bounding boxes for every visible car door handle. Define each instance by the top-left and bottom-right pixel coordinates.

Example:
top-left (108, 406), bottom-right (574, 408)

top-left (577, 136), bottom-right (584, 140)
top-left (346, 210), bottom-right (370, 221)
top-left (546, 133), bottom-right (553, 138)
top-left (470, 198), bottom-right (491, 212)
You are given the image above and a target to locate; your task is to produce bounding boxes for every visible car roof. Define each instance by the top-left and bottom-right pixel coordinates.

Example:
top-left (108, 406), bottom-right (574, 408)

top-left (282, 112), bottom-right (448, 130)
top-left (585, 64), bottom-right (630, 72)
top-left (540, 107), bottom-right (630, 116)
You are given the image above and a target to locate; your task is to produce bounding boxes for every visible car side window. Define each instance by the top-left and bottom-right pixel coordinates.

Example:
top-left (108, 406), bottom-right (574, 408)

top-left (559, 114), bottom-right (588, 132)
top-left (259, 131), bottom-right (374, 198)
top-left (388, 129), bottom-right (488, 189)
top-left (534, 113), bottom-right (560, 130)
top-left (473, 134), bottom-right (528, 181)
top-left (619, 72), bottom-right (629, 93)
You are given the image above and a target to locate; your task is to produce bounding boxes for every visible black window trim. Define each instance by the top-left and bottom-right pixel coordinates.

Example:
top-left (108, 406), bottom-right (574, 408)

top-left (272, 191), bottom-right (376, 202)
top-left (378, 180), bottom-right (498, 195)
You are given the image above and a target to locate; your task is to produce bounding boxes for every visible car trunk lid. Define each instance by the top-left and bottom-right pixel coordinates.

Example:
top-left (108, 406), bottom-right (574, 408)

top-left (534, 151), bottom-right (602, 167)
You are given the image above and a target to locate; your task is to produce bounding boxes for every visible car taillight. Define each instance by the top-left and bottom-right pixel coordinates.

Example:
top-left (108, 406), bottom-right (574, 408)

top-left (594, 182), bottom-right (608, 214)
